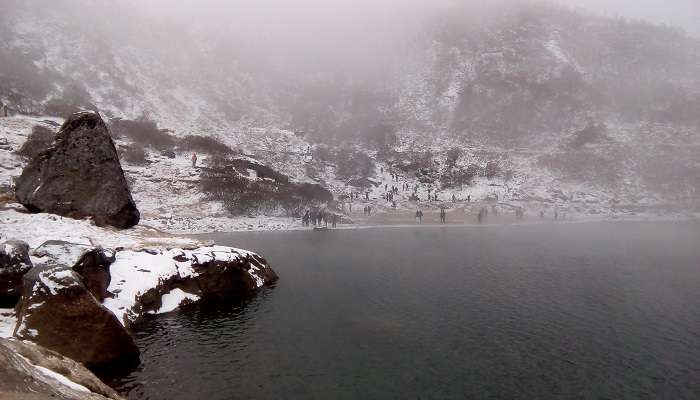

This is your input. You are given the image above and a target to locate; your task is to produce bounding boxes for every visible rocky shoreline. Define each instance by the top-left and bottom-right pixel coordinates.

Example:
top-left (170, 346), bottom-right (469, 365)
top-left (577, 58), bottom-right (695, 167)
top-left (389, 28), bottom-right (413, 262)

top-left (0, 111), bottom-right (278, 399)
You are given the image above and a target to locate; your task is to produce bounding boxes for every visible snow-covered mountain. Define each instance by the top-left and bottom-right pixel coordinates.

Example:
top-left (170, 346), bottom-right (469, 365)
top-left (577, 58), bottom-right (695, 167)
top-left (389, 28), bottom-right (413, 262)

top-left (1, 0), bottom-right (699, 228)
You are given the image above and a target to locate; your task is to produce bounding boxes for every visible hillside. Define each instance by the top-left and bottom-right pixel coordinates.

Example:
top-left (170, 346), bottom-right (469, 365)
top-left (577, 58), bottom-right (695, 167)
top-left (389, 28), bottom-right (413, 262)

top-left (1, 1), bottom-right (699, 229)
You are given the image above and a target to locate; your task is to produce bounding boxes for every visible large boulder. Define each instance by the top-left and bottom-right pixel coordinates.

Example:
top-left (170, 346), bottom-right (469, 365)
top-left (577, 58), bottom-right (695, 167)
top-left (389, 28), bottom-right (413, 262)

top-left (0, 240), bottom-right (33, 307)
top-left (15, 111), bottom-right (140, 229)
top-left (0, 338), bottom-right (123, 399)
top-left (14, 264), bottom-right (139, 368)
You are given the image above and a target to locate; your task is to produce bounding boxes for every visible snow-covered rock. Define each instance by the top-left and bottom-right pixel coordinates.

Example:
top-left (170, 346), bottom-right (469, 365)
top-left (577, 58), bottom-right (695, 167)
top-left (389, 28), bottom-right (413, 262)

top-left (105, 245), bottom-right (278, 327)
top-left (32, 241), bottom-right (115, 302)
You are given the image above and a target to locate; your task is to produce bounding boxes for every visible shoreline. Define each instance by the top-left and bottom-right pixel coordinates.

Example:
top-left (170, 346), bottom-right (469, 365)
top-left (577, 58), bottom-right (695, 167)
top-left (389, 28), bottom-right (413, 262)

top-left (185, 212), bottom-right (699, 236)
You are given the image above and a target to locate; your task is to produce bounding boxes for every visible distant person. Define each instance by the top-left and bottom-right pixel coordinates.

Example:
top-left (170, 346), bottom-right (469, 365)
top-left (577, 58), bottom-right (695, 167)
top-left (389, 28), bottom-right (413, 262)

top-left (452, 194), bottom-right (456, 203)
top-left (478, 208), bottom-right (486, 224)
top-left (440, 208), bottom-right (446, 224)
top-left (416, 209), bottom-right (423, 224)
top-left (365, 191), bottom-right (370, 201)
top-left (434, 193), bottom-right (438, 201)
top-left (191, 152), bottom-right (197, 168)
top-left (467, 195), bottom-right (471, 203)
top-left (367, 206), bottom-right (372, 216)
top-left (303, 211), bottom-right (310, 226)
top-left (332, 214), bottom-right (337, 228)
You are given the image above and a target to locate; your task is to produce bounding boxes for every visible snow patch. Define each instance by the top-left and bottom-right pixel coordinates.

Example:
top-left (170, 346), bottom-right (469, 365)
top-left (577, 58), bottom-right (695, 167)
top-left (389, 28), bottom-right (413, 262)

top-left (15, 353), bottom-right (91, 393)
top-left (34, 365), bottom-right (91, 393)
top-left (0, 308), bottom-right (17, 338)
top-left (156, 288), bottom-right (199, 314)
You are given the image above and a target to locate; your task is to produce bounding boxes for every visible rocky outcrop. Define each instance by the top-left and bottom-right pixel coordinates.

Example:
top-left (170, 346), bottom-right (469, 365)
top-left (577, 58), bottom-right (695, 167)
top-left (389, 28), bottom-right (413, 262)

top-left (104, 245), bottom-right (278, 327)
top-left (14, 264), bottom-right (139, 368)
top-left (179, 246), bottom-right (278, 300)
top-left (0, 338), bottom-right (123, 400)
top-left (0, 240), bottom-right (33, 307)
top-left (15, 111), bottom-right (140, 229)
top-left (32, 240), bottom-right (115, 302)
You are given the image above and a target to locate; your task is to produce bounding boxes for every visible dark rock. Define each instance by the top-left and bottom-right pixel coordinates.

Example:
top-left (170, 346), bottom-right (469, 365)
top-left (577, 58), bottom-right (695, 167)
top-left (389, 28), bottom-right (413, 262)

top-left (14, 264), bottom-right (139, 368)
top-left (73, 249), bottom-right (115, 302)
top-left (0, 240), bottom-right (33, 307)
top-left (160, 149), bottom-right (176, 159)
top-left (0, 338), bottom-right (123, 399)
top-left (184, 247), bottom-right (278, 300)
top-left (15, 111), bottom-right (140, 229)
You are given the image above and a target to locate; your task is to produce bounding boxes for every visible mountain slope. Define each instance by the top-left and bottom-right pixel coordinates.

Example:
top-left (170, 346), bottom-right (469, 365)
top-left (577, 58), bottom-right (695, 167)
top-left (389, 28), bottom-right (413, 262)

top-left (1, 1), bottom-right (699, 227)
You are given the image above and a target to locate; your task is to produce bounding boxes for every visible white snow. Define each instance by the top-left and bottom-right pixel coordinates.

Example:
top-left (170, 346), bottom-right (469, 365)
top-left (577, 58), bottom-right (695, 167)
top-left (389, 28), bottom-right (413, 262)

top-left (103, 250), bottom-right (182, 325)
top-left (34, 364), bottom-right (91, 393)
top-left (0, 308), bottom-right (17, 338)
top-left (34, 266), bottom-right (81, 296)
top-left (104, 245), bottom-right (263, 326)
top-left (15, 352), bottom-right (91, 393)
top-left (156, 288), bottom-right (200, 314)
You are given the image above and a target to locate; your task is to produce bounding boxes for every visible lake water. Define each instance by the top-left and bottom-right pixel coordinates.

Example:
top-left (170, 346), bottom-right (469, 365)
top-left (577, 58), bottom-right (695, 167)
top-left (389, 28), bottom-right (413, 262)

top-left (107, 222), bottom-right (700, 399)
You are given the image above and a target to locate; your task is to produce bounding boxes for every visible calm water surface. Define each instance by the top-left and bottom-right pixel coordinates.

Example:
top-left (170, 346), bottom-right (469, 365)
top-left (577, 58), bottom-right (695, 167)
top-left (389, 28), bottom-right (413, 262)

top-left (107, 222), bottom-right (700, 399)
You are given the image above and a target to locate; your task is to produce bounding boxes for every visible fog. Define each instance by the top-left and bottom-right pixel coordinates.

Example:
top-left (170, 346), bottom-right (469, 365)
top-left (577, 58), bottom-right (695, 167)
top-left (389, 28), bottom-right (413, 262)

top-left (115, 0), bottom-right (698, 78)
top-left (127, 0), bottom-right (699, 39)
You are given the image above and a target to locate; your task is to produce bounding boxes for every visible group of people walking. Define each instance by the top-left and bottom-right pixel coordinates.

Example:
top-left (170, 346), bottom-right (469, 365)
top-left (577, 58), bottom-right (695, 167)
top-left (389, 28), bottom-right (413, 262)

top-left (302, 210), bottom-right (338, 228)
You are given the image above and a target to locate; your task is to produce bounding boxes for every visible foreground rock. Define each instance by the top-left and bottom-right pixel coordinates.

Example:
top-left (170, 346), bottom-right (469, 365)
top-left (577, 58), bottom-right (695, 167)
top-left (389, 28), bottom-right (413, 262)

top-left (105, 245), bottom-right (278, 327)
top-left (0, 240), bottom-right (33, 306)
top-left (15, 111), bottom-right (140, 229)
top-left (14, 264), bottom-right (139, 368)
top-left (0, 338), bottom-right (123, 400)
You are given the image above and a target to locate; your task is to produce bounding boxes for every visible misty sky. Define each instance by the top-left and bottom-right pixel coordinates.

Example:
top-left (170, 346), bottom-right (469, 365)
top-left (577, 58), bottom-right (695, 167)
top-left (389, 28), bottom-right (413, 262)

top-left (556, 0), bottom-right (700, 36)
top-left (131, 0), bottom-right (700, 37)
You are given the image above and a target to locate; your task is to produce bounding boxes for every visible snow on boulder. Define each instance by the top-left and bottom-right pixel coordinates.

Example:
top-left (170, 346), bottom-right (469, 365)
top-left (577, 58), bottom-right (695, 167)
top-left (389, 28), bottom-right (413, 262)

top-left (14, 264), bottom-right (139, 368)
top-left (32, 240), bottom-right (116, 302)
top-left (0, 338), bottom-right (123, 399)
top-left (104, 245), bottom-right (278, 327)
top-left (14, 111), bottom-right (140, 229)
top-left (0, 240), bottom-right (33, 307)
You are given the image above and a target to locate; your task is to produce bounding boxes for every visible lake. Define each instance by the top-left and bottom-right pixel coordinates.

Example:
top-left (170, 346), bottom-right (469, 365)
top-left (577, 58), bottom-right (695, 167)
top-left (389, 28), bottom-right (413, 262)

top-left (106, 221), bottom-right (700, 399)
